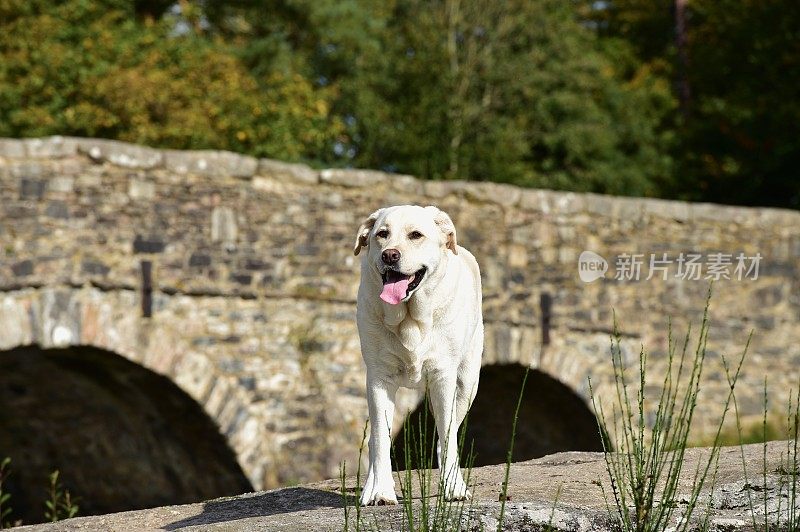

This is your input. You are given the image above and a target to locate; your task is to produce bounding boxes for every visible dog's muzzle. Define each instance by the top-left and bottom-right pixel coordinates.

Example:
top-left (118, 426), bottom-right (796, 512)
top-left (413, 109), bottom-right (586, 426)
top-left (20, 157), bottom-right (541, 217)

top-left (379, 267), bottom-right (427, 305)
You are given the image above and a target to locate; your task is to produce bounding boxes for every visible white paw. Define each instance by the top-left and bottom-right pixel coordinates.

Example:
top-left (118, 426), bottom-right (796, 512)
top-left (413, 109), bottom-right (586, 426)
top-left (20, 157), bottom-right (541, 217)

top-left (445, 486), bottom-right (471, 501)
top-left (360, 475), bottom-right (398, 506)
top-left (360, 488), bottom-right (398, 506)
top-left (442, 471), bottom-right (471, 501)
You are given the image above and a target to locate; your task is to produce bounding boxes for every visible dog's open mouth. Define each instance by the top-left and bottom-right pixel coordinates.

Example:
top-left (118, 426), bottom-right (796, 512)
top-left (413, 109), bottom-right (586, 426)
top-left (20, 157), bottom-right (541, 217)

top-left (380, 267), bottom-right (426, 305)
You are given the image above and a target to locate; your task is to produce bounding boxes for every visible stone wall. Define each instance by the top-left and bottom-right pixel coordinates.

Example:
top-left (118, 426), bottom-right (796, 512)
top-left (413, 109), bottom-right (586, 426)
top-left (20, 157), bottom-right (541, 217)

top-left (0, 136), bottom-right (799, 492)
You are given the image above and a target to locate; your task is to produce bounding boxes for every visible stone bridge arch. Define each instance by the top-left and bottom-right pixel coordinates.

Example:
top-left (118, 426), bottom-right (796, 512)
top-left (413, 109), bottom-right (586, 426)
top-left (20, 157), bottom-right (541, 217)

top-left (0, 287), bottom-right (260, 517)
top-left (389, 321), bottom-right (616, 468)
top-left (391, 358), bottom-right (607, 469)
top-left (0, 342), bottom-right (252, 522)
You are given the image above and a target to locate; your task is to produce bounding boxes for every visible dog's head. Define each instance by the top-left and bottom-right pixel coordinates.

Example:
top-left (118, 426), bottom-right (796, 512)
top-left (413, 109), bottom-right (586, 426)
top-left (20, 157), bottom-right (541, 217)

top-left (353, 205), bottom-right (458, 305)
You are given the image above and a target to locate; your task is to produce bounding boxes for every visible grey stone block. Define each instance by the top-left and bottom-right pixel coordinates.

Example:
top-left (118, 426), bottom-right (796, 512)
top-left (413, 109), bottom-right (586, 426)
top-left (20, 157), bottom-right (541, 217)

top-left (243, 257), bottom-right (270, 270)
top-left (19, 178), bottom-right (46, 200)
top-left (691, 202), bottom-right (740, 223)
top-left (319, 168), bottom-right (389, 188)
top-left (518, 189), bottom-right (554, 213)
top-left (585, 193), bottom-right (621, 217)
top-left (76, 138), bottom-right (164, 169)
top-left (48, 176), bottom-right (75, 194)
top-left (257, 159), bottom-right (318, 184)
top-left (133, 235), bottom-right (167, 253)
top-left (189, 253), bottom-right (212, 267)
top-left (164, 150), bottom-right (257, 178)
top-left (81, 259), bottom-right (111, 276)
top-left (11, 162), bottom-right (46, 179)
top-left (0, 138), bottom-right (26, 158)
top-left (128, 178), bottom-right (156, 200)
top-left (11, 260), bottom-right (33, 276)
top-left (642, 197), bottom-right (690, 222)
top-left (388, 174), bottom-right (424, 195)
top-left (422, 180), bottom-right (456, 198)
top-left (229, 273), bottom-right (253, 285)
top-left (464, 181), bottom-right (521, 207)
top-left (45, 201), bottom-right (69, 219)
top-left (23, 136), bottom-right (78, 158)
top-left (211, 206), bottom-right (238, 244)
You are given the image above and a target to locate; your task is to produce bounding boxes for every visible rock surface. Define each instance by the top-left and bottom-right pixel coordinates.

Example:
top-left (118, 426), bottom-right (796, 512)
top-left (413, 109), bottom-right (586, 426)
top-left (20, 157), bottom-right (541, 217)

top-left (18, 441), bottom-right (799, 531)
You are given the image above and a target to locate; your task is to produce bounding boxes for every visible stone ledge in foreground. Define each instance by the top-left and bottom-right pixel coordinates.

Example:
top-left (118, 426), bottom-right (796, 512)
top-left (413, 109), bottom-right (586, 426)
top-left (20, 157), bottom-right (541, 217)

top-left (18, 441), bottom-right (798, 531)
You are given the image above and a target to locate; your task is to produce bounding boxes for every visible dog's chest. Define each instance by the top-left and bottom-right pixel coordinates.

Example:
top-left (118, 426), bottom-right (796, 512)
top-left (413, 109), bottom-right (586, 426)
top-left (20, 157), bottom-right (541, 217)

top-left (383, 305), bottom-right (431, 350)
top-left (380, 312), bottom-right (434, 384)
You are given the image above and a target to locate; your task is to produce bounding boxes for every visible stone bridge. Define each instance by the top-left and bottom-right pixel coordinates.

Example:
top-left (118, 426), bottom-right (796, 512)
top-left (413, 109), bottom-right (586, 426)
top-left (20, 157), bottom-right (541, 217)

top-left (0, 137), bottom-right (798, 521)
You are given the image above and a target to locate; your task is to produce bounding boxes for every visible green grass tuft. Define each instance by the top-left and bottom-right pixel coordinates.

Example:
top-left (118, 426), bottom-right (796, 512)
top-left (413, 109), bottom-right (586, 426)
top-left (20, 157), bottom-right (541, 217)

top-left (590, 285), bottom-right (749, 532)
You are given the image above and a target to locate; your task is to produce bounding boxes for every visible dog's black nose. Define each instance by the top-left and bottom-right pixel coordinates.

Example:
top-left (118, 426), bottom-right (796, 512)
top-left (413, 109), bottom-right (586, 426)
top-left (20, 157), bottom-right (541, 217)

top-left (381, 248), bottom-right (401, 265)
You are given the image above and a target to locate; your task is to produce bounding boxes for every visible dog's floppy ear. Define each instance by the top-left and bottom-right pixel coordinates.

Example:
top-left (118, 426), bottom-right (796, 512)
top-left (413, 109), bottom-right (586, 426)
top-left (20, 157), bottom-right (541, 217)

top-left (425, 206), bottom-right (458, 255)
top-left (353, 208), bottom-right (384, 256)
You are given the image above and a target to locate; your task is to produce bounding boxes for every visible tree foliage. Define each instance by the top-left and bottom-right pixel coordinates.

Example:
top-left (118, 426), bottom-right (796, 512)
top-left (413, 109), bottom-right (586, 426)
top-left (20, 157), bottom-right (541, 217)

top-left (0, 0), bottom-right (796, 208)
top-left (680, 0), bottom-right (800, 208)
top-left (341, 0), bottom-right (674, 196)
top-left (0, 0), bottom-right (343, 160)
top-left (585, 0), bottom-right (800, 208)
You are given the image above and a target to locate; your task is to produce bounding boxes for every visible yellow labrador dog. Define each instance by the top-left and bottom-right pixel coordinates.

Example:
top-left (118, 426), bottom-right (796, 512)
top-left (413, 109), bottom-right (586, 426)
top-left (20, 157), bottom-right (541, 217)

top-left (353, 205), bottom-right (483, 506)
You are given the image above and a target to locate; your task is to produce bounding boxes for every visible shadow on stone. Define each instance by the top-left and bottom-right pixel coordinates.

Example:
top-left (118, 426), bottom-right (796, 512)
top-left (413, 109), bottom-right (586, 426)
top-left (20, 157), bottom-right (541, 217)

top-left (162, 487), bottom-right (346, 529)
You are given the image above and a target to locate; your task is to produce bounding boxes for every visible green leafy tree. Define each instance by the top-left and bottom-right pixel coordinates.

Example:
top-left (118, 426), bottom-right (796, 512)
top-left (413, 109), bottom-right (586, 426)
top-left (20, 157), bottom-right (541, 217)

top-left (105, 0), bottom-right (677, 195)
top-left (341, 0), bottom-right (675, 196)
top-left (200, 0), bottom-right (388, 162)
top-left (678, 0), bottom-right (800, 208)
top-left (585, 0), bottom-right (800, 209)
top-left (0, 0), bottom-right (343, 161)
top-left (579, 0), bottom-right (676, 63)
top-left (1, 0), bottom-right (678, 198)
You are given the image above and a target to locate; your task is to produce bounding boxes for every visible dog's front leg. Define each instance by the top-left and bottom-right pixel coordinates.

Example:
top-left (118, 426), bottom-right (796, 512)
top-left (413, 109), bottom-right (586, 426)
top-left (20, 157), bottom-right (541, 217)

top-left (360, 375), bottom-right (398, 506)
top-left (429, 377), bottom-right (471, 501)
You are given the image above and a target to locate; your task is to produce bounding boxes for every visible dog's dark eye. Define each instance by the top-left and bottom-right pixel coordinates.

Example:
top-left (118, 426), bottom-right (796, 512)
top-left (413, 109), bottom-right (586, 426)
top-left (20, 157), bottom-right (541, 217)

top-left (376, 229), bottom-right (389, 239)
top-left (408, 231), bottom-right (424, 240)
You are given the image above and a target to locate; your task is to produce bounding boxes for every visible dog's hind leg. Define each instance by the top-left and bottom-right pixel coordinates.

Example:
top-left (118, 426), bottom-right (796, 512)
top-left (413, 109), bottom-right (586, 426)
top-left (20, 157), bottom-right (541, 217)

top-left (429, 377), bottom-right (471, 501)
top-left (454, 330), bottom-right (483, 438)
top-left (438, 327), bottom-right (483, 483)
top-left (437, 374), bottom-right (478, 465)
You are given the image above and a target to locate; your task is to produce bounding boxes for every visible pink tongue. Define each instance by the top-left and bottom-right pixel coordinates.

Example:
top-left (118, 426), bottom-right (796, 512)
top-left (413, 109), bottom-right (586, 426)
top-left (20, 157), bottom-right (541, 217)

top-left (380, 278), bottom-right (411, 305)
